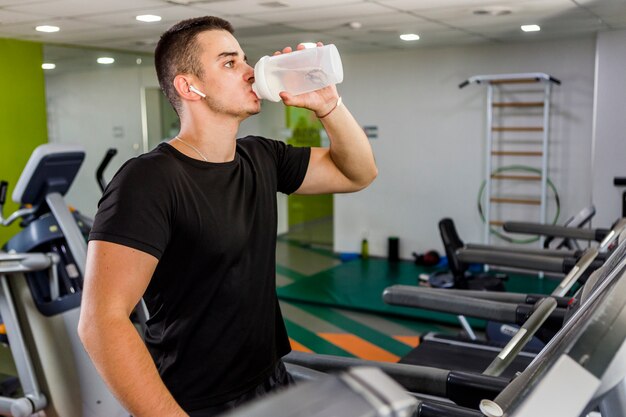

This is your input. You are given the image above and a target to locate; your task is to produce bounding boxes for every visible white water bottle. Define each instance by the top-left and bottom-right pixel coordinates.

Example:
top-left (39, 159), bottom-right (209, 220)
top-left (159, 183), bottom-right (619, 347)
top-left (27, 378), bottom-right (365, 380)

top-left (252, 44), bottom-right (344, 102)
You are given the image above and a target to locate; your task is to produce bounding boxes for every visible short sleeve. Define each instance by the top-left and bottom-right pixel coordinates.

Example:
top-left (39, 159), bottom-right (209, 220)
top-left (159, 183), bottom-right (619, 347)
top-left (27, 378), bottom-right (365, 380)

top-left (267, 139), bottom-right (310, 195)
top-left (89, 157), bottom-right (172, 259)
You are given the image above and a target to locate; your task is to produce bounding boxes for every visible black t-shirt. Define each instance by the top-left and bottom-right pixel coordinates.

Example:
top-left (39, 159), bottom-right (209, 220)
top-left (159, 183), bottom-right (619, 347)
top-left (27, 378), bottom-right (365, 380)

top-left (89, 137), bottom-right (310, 410)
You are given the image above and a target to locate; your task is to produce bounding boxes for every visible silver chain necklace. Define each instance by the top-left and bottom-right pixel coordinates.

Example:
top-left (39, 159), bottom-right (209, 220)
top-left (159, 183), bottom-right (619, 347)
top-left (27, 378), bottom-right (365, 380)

top-left (174, 135), bottom-right (208, 162)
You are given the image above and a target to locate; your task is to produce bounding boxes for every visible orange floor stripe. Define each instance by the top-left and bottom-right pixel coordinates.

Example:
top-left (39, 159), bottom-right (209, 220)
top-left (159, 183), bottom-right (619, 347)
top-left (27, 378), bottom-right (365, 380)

top-left (289, 338), bottom-right (313, 353)
top-left (318, 333), bottom-right (399, 362)
top-left (393, 335), bottom-right (420, 348)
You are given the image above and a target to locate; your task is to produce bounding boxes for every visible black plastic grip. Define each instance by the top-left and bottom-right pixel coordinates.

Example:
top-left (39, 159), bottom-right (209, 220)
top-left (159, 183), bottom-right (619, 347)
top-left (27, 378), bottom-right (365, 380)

top-left (446, 371), bottom-right (509, 408)
top-left (526, 294), bottom-right (572, 308)
top-left (418, 400), bottom-right (485, 417)
top-left (96, 148), bottom-right (118, 192)
top-left (562, 258), bottom-right (603, 274)
top-left (515, 305), bottom-right (566, 330)
top-left (614, 177), bottom-right (626, 186)
top-left (0, 181), bottom-right (7, 205)
top-left (595, 228), bottom-right (610, 241)
top-left (574, 250), bottom-right (608, 262)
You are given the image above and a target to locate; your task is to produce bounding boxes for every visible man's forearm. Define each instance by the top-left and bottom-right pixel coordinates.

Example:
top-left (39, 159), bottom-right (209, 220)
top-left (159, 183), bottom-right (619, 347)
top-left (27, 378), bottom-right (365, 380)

top-left (319, 101), bottom-right (377, 188)
top-left (79, 315), bottom-right (187, 417)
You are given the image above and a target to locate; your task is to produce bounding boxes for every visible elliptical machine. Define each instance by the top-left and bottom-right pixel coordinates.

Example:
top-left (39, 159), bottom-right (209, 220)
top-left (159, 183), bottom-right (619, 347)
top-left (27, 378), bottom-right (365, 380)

top-left (0, 144), bottom-right (129, 416)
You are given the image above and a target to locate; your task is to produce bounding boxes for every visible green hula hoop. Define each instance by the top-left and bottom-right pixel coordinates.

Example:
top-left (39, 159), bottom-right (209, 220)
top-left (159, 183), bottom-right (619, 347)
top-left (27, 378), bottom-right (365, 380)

top-left (477, 165), bottom-right (560, 244)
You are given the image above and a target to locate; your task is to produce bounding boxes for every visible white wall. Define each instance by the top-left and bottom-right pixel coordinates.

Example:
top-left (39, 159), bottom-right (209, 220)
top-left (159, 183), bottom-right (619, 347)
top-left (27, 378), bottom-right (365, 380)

top-left (46, 65), bottom-right (159, 217)
top-left (591, 30), bottom-right (626, 227)
top-left (335, 37), bottom-right (597, 258)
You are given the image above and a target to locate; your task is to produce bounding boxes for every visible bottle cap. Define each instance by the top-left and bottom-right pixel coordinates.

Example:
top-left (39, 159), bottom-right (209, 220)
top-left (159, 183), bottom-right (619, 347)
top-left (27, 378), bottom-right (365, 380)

top-left (252, 55), bottom-right (281, 102)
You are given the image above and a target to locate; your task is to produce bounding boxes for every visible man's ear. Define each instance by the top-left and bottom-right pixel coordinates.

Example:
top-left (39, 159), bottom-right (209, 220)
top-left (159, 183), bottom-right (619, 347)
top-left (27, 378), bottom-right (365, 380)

top-left (173, 75), bottom-right (204, 100)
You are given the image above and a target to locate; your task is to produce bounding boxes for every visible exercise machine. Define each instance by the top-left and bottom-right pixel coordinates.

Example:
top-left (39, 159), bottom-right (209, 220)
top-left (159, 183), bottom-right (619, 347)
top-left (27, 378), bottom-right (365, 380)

top-left (384, 246), bottom-right (600, 376)
top-left (281, 230), bottom-right (626, 416)
top-left (433, 213), bottom-right (607, 290)
top-left (383, 220), bottom-right (626, 376)
top-left (0, 144), bottom-right (128, 416)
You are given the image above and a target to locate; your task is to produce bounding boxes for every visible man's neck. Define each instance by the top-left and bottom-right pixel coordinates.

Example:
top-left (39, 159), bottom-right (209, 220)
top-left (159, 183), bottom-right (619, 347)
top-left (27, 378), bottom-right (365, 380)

top-left (177, 112), bottom-right (241, 163)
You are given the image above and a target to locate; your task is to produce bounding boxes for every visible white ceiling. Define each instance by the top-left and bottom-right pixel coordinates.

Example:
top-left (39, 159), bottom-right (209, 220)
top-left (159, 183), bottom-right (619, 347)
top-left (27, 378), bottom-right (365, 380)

top-left (1, 0), bottom-right (625, 62)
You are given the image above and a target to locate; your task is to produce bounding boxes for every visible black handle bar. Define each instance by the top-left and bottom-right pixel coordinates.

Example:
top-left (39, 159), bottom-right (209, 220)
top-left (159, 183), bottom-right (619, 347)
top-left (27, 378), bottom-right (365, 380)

top-left (96, 148), bottom-right (118, 192)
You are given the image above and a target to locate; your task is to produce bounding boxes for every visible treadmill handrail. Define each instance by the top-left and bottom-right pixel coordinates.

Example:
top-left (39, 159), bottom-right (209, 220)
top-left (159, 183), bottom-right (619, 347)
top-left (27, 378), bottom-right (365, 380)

top-left (552, 248), bottom-right (599, 297)
top-left (96, 148), bottom-right (117, 193)
top-left (597, 218), bottom-right (626, 251)
top-left (457, 248), bottom-right (566, 273)
top-left (283, 350), bottom-right (509, 402)
top-left (383, 285), bottom-right (521, 323)
top-left (387, 285), bottom-right (572, 308)
top-left (483, 297), bottom-right (557, 378)
top-left (0, 252), bottom-right (53, 273)
top-left (503, 222), bottom-right (606, 242)
top-left (491, 239), bottom-right (626, 415)
top-left (465, 243), bottom-right (576, 258)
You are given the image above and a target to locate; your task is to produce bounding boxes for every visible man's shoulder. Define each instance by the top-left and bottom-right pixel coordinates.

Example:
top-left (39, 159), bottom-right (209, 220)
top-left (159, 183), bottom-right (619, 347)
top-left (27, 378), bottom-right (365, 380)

top-left (237, 136), bottom-right (285, 158)
top-left (134, 143), bottom-right (176, 165)
top-left (112, 145), bottom-right (176, 184)
top-left (237, 135), bottom-right (273, 148)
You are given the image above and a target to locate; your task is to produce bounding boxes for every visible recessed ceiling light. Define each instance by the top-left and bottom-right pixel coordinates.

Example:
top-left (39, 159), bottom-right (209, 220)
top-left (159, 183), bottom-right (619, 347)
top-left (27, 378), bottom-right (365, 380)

top-left (348, 21), bottom-right (362, 30)
top-left (42, 63), bottom-right (56, 70)
top-left (136, 14), bottom-right (162, 23)
top-left (97, 57), bottom-right (115, 64)
top-left (35, 25), bottom-right (60, 33)
top-left (473, 7), bottom-right (512, 16)
top-left (300, 42), bottom-right (317, 49)
top-left (521, 24), bottom-right (541, 32)
top-left (400, 33), bottom-right (420, 41)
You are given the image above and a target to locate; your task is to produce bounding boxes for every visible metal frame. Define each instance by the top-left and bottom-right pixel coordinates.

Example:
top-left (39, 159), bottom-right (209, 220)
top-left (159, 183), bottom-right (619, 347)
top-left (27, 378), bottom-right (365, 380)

top-left (0, 253), bottom-right (54, 417)
top-left (461, 72), bottom-right (560, 247)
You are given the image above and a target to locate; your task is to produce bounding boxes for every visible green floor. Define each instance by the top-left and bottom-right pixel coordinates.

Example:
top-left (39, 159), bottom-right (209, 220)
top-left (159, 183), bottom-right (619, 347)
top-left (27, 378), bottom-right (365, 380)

top-left (275, 234), bottom-right (459, 361)
top-left (276, 220), bottom-right (561, 362)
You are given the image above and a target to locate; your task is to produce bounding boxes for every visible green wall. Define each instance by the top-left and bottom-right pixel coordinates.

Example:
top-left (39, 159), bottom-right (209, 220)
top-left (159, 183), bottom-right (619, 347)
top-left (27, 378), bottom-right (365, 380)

top-left (0, 38), bottom-right (48, 245)
top-left (286, 107), bottom-right (333, 227)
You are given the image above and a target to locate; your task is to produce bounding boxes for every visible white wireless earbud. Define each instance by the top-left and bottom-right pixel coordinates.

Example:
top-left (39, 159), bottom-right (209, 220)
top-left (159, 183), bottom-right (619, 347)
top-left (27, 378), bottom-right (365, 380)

top-left (189, 85), bottom-right (206, 98)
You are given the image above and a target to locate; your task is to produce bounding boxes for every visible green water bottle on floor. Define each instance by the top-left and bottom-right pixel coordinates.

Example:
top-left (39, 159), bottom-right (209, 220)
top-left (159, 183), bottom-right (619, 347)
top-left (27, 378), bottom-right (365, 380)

top-left (361, 238), bottom-right (369, 260)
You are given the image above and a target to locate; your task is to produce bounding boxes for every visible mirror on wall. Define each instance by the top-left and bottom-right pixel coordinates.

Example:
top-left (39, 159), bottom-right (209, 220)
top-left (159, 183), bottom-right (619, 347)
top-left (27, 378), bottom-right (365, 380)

top-left (42, 44), bottom-right (160, 216)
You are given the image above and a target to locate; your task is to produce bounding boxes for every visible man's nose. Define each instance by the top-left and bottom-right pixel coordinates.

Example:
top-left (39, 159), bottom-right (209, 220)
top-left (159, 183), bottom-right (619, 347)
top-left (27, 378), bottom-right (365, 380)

top-left (244, 63), bottom-right (255, 83)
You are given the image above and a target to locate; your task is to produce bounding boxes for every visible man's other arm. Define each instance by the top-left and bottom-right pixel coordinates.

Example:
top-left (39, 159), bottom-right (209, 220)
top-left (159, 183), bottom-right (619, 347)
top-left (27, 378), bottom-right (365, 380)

top-left (78, 240), bottom-right (188, 417)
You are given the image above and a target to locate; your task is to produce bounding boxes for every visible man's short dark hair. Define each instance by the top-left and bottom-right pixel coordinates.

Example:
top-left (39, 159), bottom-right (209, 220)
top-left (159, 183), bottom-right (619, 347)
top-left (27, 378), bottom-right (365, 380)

top-left (155, 16), bottom-right (234, 113)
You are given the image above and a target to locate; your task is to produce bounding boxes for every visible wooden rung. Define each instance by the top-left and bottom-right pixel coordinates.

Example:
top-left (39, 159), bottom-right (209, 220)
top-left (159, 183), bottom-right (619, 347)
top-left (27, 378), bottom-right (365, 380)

top-left (491, 174), bottom-right (542, 181)
top-left (492, 127), bottom-right (544, 132)
top-left (489, 78), bottom-right (541, 85)
top-left (489, 220), bottom-right (505, 226)
top-left (493, 102), bottom-right (544, 107)
top-left (491, 197), bottom-right (541, 205)
top-left (491, 151), bottom-right (543, 157)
